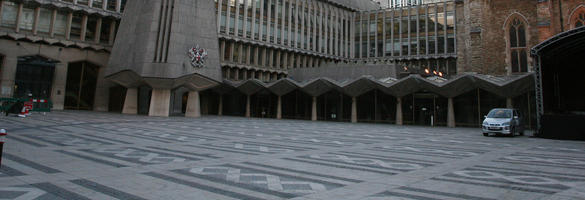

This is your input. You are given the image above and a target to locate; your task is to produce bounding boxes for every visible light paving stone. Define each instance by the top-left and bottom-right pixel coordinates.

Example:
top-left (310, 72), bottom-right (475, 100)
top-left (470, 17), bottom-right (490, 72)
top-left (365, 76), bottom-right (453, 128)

top-left (0, 111), bottom-right (584, 199)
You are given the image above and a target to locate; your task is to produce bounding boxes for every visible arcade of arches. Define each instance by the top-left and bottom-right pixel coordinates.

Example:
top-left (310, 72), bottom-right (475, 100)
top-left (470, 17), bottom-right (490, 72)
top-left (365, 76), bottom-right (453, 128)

top-left (122, 86), bottom-right (535, 129)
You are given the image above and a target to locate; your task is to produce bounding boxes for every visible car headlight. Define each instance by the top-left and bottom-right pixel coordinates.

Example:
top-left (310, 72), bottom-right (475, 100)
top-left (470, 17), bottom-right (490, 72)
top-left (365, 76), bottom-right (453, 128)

top-left (502, 122), bottom-right (510, 126)
top-left (483, 121), bottom-right (489, 126)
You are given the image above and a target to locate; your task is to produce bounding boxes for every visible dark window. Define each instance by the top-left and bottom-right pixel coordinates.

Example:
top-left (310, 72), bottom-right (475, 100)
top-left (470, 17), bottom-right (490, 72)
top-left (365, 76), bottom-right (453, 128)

top-left (509, 18), bottom-right (528, 73)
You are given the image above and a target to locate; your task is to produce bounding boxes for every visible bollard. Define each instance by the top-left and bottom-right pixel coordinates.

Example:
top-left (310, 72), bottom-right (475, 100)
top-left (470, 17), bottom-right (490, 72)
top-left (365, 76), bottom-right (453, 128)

top-left (0, 129), bottom-right (6, 168)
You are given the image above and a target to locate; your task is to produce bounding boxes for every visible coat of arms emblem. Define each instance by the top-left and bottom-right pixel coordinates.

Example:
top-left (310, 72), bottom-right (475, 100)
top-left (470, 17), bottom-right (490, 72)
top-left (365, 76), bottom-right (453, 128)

top-left (188, 45), bottom-right (208, 68)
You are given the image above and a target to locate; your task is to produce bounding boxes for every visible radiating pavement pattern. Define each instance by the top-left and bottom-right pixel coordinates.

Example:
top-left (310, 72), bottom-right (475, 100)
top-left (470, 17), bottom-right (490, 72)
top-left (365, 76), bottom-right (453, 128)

top-left (1, 111), bottom-right (584, 200)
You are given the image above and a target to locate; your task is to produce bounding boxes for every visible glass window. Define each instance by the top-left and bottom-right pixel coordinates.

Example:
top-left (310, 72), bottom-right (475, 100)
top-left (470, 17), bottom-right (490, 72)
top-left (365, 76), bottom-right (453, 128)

top-left (100, 19), bottom-right (111, 44)
top-left (54, 11), bottom-right (68, 36)
top-left (92, 0), bottom-right (103, 8)
top-left (509, 18), bottom-right (528, 73)
top-left (77, 0), bottom-right (89, 6)
top-left (19, 6), bottom-right (35, 31)
top-left (1, 1), bottom-right (18, 28)
top-left (107, 0), bottom-right (117, 11)
top-left (70, 13), bottom-right (83, 39)
top-left (36, 8), bottom-right (53, 34)
top-left (86, 16), bottom-right (98, 41)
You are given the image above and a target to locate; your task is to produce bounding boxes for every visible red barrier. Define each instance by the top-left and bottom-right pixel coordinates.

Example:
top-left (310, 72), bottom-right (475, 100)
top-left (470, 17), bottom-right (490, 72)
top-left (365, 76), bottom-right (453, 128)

top-left (0, 129), bottom-right (6, 168)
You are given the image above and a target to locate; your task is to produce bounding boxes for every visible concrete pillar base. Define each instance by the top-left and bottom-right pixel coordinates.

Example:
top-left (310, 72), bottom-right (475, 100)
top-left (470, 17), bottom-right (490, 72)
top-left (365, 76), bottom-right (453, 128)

top-left (396, 97), bottom-right (403, 125)
top-left (506, 98), bottom-right (513, 108)
top-left (148, 89), bottom-right (171, 117)
top-left (245, 95), bottom-right (251, 118)
top-left (277, 95), bottom-right (282, 119)
top-left (351, 96), bottom-right (357, 123)
top-left (185, 91), bottom-right (201, 118)
top-left (311, 96), bottom-right (317, 121)
top-left (447, 97), bottom-right (455, 128)
top-left (122, 88), bottom-right (138, 114)
top-left (218, 94), bottom-right (223, 116)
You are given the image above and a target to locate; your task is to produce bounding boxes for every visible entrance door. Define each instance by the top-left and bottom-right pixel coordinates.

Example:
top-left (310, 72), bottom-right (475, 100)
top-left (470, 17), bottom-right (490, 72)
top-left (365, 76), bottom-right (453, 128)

top-left (414, 93), bottom-right (436, 126)
top-left (64, 62), bottom-right (99, 110)
top-left (14, 56), bottom-right (56, 99)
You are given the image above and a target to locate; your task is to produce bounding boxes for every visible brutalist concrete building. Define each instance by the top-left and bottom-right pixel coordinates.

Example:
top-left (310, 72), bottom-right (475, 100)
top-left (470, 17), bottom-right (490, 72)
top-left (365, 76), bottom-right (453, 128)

top-left (1, 0), bottom-right (584, 136)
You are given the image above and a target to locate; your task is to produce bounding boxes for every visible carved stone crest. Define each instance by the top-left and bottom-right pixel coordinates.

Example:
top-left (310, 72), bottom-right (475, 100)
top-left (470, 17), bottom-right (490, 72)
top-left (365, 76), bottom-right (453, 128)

top-left (188, 45), bottom-right (208, 68)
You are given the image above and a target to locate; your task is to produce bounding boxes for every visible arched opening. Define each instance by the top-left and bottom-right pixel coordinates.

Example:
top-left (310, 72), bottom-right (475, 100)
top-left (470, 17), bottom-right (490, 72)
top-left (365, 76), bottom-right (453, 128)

top-left (453, 89), bottom-right (507, 127)
top-left (356, 89), bottom-right (396, 123)
top-left (282, 89), bottom-right (311, 120)
top-left (250, 90), bottom-right (277, 118)
top-left (533, 26), bottom-right (585, 139)
top-left (108, 85), bottom-right (126, 112)
top-left (569, 6), bottom-right (585, 29)
top-left (318, 90), bottom-right (351, 122)
top-left (14, 55), bottom-right (57, 99)
top-left (64, 61), bottom-right (100, 110)
top-left (505, 15), bottom-right (529, 73)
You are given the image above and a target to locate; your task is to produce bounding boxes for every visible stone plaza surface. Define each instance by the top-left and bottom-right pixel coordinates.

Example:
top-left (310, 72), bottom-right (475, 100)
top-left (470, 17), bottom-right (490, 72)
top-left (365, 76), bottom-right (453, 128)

top-left (0, 111), bottom-right (584, 200)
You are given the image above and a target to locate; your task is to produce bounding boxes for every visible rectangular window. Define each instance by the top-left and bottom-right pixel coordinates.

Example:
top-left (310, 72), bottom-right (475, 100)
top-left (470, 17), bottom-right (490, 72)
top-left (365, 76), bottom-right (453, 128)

top-left (93, 0), bottom-right (103, 8)
top-left (70, 13), bottom-right (83, 39)
top-left (107, 0), bottom-right (117, 11)
top-left (86, 16), bottom-right (98, 41)
top-left (233, 44), bottom-right (239, 62)
top-left (0, 1), bottom-right (18, 28)
top-left (77, 0), bottom-right (89, 6)
top-left (54, 11), bottom-right (68, 36)
top-left (19, 6), bottom-right (35, 31)
top-left (38, 8), bottom-right (52, 34)
top-left (100, 19), bottom-right (111, 44)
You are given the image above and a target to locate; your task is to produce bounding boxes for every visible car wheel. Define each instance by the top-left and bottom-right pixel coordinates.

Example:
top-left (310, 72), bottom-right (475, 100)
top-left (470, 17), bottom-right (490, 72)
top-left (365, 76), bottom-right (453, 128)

top-left (483, 133), bottom-right (488, 137)
top-left (510, 127), bottom-right (515, 137)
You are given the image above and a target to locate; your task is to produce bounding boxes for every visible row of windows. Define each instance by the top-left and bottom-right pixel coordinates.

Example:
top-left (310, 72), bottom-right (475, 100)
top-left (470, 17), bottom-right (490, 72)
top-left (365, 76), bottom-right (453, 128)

top-left (354, 1), bottom-right (456, 58)
top-left (215, 0), bottom-right (353, 58)
top-left (0, 1), bottom-right (120, 45)
top-left (378, 0), bottom-right (446, 8)
top-left (58, 0), bottom-right (126, 13)
top-left (220, 40), bottom-right (326, 70)
top-left (222, 66), bottom-right (286, 82)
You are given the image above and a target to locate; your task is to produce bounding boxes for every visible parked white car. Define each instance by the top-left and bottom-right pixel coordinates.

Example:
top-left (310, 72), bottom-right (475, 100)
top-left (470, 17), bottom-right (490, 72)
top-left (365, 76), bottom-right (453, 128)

top-left (482, 108), bottom-right (524, 137)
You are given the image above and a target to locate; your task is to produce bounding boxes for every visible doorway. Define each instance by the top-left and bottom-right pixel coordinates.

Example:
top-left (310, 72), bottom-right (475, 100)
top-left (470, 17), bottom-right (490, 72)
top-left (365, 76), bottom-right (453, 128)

top-left (64, 62), bottom-right (99, 110)
top-left (13, 56), bottom-right (56, 99)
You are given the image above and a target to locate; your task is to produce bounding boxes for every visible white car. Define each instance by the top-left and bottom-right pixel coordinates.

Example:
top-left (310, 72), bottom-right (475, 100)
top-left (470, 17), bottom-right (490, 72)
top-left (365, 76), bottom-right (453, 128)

top-left (482, 108), bottom-right (525, 137)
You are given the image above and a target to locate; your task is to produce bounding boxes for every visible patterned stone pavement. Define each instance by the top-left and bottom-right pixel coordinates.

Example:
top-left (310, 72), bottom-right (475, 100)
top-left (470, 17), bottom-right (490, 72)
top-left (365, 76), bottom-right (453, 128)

top-left (1, 111), bottom-right (584, 200)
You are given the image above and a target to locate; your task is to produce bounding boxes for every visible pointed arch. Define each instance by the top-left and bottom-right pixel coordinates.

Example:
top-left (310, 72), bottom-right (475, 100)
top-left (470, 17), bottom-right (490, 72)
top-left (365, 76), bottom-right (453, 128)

top-left (503, 12), bottom-right (530, 74)
top-left (569, 5), bottom-right (585, 29)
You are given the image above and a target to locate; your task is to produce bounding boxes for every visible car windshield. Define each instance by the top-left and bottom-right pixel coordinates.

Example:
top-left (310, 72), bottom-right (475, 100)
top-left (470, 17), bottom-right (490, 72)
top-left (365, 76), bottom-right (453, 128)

top-left (487, 109), bottom-right (512, 118)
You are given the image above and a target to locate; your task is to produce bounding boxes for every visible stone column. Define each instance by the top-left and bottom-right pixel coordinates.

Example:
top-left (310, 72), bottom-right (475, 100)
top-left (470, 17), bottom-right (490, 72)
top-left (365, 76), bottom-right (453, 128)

top-left (506, 98), bottom-right (513, 108)
top-left (50, 63), bottom-right (68, 110)
top-left (245, 95), bottom-right (251, 117)
top-left (148, 89), bottom-right (171, 117)
top-left (93, 66), bottom-right (110, 112)
top-left (277, 95), bottom-right (282, 119)
top-left (447, 97), bottom-right (455, 128)
top-left (396, 96), bottom-right (403, 125)
top-left (218, 94), bottom-right (223, 116)
top-left (122, 88), bottom-right (138, 114)
top-left (311, 96), bottom-right (317, 121)
top-left (351, 96), bottom-right (357, 123)
top-left (185, 91), bottom-right (201, 118)
top-left (0, 56), bottom-right (17, 98)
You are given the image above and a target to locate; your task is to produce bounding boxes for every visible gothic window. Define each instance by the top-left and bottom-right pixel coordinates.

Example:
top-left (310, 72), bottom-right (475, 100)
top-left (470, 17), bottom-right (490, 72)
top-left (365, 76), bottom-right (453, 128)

top-left (508, 18), bottom-right (528, 73)
top-left (574, 12), bottom-right (585, 28)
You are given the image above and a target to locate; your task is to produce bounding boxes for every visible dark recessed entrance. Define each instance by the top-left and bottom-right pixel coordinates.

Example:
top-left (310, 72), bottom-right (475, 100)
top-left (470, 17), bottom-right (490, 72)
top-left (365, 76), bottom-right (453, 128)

top-left (64, 62), bottom-right (99, 110)
top-left (14, 56), bottom-right (56, 99)
top-left (532, 26), bottom-right (585, 140)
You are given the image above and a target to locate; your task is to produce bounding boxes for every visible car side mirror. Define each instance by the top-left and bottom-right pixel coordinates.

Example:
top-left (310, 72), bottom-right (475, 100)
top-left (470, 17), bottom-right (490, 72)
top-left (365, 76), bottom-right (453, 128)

top-left (514, 116), bottom-right (519, 119)
top-left (484, 115), bottom-right (487, 118)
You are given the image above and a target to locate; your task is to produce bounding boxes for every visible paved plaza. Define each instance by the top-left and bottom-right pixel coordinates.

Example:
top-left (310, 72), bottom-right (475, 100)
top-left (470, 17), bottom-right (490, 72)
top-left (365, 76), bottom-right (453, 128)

top-left (0, 111), bottom-right (584, 200)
